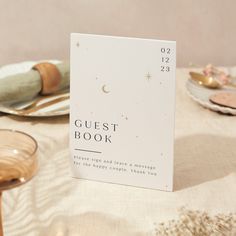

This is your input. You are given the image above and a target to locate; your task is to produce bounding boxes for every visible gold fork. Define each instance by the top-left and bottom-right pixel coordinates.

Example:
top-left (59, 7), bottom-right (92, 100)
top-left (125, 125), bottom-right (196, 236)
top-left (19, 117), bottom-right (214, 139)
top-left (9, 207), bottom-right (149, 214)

top-left (14, 94), bottom-right (69, 115)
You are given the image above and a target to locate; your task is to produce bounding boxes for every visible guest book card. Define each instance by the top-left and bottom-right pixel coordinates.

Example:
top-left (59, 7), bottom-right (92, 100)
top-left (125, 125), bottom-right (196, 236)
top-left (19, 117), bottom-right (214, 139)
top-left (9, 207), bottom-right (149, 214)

top-left (70, 33), bottom-right (176, 191)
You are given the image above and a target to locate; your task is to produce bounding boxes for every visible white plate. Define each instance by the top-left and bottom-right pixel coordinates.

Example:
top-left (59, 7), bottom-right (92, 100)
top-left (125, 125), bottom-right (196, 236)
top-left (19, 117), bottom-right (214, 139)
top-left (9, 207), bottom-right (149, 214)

top-left (0, 60), bottom-right (69, 117)
top-left (186, 79), bottom-right (236, 115)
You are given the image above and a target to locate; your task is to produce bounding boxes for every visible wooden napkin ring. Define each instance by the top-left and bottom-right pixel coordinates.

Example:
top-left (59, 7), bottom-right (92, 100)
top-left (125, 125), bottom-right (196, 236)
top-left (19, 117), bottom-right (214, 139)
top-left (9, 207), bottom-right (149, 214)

top-left (32, 62), bottom-right (61, 95)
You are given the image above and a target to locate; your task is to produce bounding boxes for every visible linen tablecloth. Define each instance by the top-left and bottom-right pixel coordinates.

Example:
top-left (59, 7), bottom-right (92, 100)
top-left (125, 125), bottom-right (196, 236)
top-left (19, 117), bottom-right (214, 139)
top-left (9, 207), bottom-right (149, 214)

top-left (1, 68), bottom-right (236, 235)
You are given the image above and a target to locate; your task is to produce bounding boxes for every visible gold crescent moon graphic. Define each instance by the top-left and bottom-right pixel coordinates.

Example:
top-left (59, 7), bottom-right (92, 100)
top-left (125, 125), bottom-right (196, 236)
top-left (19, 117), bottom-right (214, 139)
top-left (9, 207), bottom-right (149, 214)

top-left (102, 85), bottom-right (110, 93)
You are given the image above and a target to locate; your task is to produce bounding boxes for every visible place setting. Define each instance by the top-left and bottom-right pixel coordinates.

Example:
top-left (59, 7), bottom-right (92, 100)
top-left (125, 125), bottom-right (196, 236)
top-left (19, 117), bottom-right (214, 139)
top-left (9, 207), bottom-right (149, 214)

top-left (186, 64), bottom-right (236, 115)
top-left (0, 60), bottom-right (70, 117)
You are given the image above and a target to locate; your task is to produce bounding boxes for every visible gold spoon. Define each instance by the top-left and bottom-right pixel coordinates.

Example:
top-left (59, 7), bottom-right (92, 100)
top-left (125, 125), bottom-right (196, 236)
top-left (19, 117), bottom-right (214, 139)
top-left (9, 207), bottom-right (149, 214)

top-left (189, 72), bottom-right (236, 89)
top-left (189, 72), bottom-right (221, 89)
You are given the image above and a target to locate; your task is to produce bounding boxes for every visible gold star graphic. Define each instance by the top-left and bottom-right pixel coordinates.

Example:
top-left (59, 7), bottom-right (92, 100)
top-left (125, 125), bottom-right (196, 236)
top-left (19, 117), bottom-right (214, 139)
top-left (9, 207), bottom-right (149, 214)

top-left (145, 72), bottom-right (152, 80)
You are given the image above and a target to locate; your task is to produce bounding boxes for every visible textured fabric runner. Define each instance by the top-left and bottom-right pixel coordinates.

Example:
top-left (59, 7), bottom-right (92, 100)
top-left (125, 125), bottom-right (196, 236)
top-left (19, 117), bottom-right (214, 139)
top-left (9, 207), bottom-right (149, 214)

top-left (1, 68), bottom-right (236, 236)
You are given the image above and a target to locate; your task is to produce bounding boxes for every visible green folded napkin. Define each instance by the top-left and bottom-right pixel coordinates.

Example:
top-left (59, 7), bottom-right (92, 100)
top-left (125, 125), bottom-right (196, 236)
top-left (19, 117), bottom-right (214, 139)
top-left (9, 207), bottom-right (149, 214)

top-left (0, 62), bottom-right (70, 103)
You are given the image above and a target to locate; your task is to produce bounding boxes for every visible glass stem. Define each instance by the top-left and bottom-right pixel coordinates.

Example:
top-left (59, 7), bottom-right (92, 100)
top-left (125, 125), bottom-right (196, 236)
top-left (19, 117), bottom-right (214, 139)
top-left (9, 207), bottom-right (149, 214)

top-left (0, 192), bottom-right (3, 236)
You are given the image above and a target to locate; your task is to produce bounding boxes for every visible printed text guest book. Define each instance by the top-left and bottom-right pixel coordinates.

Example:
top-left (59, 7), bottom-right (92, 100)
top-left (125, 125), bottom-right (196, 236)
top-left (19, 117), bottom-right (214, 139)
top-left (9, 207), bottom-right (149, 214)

top-left (70, 33), bottom-right (176, 191)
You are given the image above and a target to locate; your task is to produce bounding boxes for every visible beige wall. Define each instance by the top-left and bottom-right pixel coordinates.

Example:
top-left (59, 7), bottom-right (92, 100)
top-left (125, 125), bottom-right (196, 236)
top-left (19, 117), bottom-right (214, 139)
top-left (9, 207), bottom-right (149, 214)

top-left (0, 0), bottom-right (236, 67)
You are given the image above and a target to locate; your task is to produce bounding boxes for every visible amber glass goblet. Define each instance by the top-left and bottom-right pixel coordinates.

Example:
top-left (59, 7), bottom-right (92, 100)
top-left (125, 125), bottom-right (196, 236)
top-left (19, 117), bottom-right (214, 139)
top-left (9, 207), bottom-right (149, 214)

top-left (0, 129), bottom-right (38, 236)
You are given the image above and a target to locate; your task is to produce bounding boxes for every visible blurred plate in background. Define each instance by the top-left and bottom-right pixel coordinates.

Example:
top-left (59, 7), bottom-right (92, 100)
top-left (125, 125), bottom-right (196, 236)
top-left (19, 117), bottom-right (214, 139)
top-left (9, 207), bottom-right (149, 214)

top-left (186, 79), bottom-right (236, 115)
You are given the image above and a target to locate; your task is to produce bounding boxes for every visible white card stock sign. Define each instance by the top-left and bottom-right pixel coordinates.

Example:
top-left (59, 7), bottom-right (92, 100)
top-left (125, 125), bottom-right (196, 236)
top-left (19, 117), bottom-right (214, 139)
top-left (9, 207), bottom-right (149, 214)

top-left (70, 33), bottom-right (176, 191)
